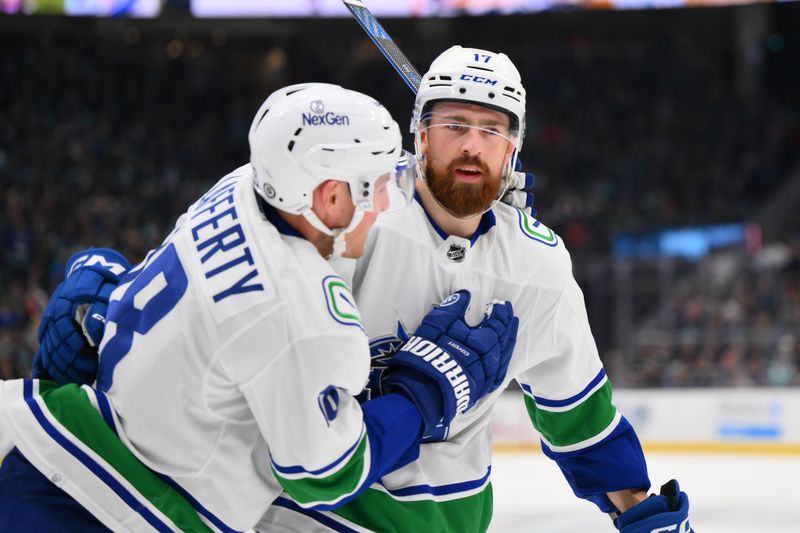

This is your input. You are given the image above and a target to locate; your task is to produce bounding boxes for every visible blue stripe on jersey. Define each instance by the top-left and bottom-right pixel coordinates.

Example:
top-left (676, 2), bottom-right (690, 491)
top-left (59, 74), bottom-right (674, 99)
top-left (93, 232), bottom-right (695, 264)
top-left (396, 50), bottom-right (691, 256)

top-left (159, 476), bottom-right (241, 533)
top-left (522, 369), bottom-right (606, 408)
top-left (271, 427), bottom-right (365, 476)
top-left (414, 191), bottom-right (448, 241)
top-left (412, 191), bottom-right (496, 245)
top-left (469, 210), bottom-right (496, 246)
top-left (260, 197), bottom-right (304, 239)
top-left (93, 389), bottom-right (117, 436)
top-left (377, 466), bottom-right (491, 498)
top-left (22, 380), bottom-right (174, 533)
top-left (272, 497), bottom-right (360, 533)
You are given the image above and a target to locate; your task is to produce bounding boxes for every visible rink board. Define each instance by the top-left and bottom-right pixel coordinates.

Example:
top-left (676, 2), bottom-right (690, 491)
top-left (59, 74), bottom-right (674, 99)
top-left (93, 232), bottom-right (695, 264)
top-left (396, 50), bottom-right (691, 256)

top-left (491, 388), bottom-right (800, 455)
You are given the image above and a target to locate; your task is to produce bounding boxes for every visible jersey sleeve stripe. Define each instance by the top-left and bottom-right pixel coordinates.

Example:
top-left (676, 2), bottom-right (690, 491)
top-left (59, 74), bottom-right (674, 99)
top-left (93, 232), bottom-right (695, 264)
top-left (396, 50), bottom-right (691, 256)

top-left (375, 465), bottom-right (491, 499)
top-left (539, 411), bottom-right (623, 454)
top-left (523, 379), bottom-right (618, 449)
top-left (271, 432), bottom-right (371, 509)
top-left (521, 369), bottom-right (608, 411)
top-left (270, 425), bottom-right (366, 478)
top-left (272, 497), bottom-right (365, 533)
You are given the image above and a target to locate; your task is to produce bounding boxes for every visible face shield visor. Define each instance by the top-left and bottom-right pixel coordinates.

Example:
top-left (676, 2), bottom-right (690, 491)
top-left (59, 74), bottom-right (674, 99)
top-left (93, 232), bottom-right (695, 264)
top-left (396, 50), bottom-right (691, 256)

top-left (415, 109), bottom-right (520, 219)
top-left (325, 149), bottom-right (416, 271)
top-left (350, 149), bottom-right (416, 217)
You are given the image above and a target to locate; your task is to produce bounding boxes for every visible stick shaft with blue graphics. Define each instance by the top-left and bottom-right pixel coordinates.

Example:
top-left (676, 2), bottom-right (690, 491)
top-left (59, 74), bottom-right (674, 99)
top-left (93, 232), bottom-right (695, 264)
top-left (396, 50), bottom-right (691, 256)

top-left (341, 0), bottom-right (421, 94)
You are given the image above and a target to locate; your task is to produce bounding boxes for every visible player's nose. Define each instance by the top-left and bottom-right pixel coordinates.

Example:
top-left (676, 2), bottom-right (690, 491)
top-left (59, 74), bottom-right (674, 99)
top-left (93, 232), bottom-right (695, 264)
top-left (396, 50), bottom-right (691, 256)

top-left (459, 128), bottom-right (484, 156)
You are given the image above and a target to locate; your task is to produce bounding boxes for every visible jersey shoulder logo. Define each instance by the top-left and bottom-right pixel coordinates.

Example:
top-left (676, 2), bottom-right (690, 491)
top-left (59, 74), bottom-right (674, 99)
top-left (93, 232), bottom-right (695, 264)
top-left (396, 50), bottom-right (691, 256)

top-left (317, 385), bottom-right (340, 426)
top-left (516, 210), bottom-right (559, 247)
top-left (322, 275), bottom-right (365, 333)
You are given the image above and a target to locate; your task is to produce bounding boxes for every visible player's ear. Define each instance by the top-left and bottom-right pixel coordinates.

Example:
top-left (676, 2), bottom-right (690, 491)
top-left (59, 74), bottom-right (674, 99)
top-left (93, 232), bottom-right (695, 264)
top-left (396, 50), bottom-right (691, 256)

top-left (503, 141), bottom-right (516, 167)
top-left (418, 127), bottom-right (430, 158)
top-left (312, 180), bottom-right (353, 227)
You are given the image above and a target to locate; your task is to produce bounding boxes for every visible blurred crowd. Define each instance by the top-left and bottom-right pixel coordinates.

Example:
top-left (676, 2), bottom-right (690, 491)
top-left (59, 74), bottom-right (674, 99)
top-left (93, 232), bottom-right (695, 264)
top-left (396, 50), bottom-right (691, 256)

top-left (1, 8), bottom-right (800, 384)
top-left (629, 239), bottom-right (800, 387)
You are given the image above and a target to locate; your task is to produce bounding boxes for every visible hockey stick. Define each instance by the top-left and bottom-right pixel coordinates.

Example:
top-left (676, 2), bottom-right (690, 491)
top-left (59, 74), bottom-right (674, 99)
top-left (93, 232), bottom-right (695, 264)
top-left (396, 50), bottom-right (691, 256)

top-left (341, 0), bottom-right (422, 94)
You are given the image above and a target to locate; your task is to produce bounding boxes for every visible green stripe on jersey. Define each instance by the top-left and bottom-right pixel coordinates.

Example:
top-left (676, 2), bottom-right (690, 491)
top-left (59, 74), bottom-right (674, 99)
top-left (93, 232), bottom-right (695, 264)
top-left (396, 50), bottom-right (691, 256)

top-left (333, 484), bottom-right (493, 533)
top-left (39, 383), bottom-right (212, 532)
top-left (272, 433), bottom-right (368, 507)
top-left (523, 381), bottom-right (617, 448)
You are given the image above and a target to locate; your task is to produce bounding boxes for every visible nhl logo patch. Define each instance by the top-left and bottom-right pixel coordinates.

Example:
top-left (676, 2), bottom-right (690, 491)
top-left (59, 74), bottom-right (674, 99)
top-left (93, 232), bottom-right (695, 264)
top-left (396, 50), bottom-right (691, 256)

top-left (447, 243), bottom-right (466, 263)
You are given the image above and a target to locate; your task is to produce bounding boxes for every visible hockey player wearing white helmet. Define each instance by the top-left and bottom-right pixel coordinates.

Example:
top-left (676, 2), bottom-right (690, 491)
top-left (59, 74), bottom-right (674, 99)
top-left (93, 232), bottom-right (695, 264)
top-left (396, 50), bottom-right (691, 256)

top-left (19, 48), bottom-right (692, 532)
top-left (0, 83), bottom-right (520, 532)
top-left (259, 46), bottom-right (693, 533)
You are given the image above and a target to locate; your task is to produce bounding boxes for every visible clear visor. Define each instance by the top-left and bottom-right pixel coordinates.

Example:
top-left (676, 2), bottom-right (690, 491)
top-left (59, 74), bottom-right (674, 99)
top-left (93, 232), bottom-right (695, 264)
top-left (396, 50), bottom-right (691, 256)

top-left (414, 110), bottom-right (521, 219)
top-left (353, 149), bottom-right (416, 214)
top-left (419, 111), bottom-right (518, 149)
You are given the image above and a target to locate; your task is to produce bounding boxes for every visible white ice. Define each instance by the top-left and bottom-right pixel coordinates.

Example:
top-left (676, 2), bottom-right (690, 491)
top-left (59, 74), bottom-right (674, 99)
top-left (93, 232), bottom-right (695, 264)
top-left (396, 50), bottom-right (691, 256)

top-left (489, 450), bottom-right (800, 532)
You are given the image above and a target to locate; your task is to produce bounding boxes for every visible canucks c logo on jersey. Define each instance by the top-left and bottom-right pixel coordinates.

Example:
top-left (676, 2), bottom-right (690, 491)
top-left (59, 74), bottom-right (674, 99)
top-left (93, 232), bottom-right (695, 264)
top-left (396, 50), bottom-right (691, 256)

top-left (317, 385), bottom-right (340, 426)
top-left (517, 210), bottom-right (559, 247)
top-left (322, 275), bottom-right (365, 333)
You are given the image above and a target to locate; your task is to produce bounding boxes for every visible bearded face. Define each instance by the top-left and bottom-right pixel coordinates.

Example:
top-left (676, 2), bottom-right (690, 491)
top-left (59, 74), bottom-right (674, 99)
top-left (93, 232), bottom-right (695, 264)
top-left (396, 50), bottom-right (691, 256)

top-left (424, 152), bottom-right (503, 218)
top-left (419, 101), bottom-right (515, 218)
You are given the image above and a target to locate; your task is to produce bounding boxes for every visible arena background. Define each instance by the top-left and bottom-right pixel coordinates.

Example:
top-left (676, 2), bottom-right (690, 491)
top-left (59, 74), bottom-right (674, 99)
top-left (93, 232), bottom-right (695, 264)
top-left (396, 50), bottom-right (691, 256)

top-left (1, 1), bottom-right (799, 531)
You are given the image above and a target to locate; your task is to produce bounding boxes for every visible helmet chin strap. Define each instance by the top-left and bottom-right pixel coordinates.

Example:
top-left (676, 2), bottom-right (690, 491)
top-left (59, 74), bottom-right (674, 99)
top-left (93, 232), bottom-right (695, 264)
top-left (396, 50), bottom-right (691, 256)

top-left (300, 205), bottom-right (365, 261)
top-left (328, 209), bottom-right (364, 285)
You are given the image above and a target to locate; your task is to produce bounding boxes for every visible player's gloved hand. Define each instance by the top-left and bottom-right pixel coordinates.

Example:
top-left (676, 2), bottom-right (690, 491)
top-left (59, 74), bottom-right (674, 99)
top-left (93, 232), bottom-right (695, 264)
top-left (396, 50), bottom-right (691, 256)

top-left (615, 480), bottom-right (693, 533)
top-left (500, 158), bottom-right (536, 217)
top-left (33, 248), bottom-right (131, 385)
top-left (382, 290), bottom-right (518, 435)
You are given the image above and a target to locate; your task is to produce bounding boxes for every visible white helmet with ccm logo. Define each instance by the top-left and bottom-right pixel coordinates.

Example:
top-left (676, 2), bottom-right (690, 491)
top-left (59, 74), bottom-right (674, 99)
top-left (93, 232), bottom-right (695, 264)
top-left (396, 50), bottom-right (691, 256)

top-left (249, 83), bottom-right (414, 237)
top-left (411, 46), bottom-right (527, 178)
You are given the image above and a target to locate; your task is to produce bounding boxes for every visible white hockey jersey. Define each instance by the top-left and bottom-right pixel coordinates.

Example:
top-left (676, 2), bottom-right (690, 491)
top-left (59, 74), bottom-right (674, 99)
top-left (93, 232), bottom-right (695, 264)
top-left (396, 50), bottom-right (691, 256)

top-left (259, 194), bottom-right (648, 532)
top-left (0, 167), bottom-right (386, 532)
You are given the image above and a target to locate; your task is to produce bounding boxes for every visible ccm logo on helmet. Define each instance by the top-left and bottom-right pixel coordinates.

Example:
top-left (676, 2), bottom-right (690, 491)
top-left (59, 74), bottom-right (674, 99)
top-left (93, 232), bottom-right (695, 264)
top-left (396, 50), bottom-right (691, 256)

top-left (459, 74), bottom-right (498, 86)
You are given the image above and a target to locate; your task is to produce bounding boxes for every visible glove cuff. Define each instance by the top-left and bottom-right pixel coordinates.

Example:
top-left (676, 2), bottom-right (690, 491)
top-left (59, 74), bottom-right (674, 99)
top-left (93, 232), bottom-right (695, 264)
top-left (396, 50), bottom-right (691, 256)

top-left (383, 368), bottom-right (445, 436)
top-left (65, 248), bottom-right (131, 280)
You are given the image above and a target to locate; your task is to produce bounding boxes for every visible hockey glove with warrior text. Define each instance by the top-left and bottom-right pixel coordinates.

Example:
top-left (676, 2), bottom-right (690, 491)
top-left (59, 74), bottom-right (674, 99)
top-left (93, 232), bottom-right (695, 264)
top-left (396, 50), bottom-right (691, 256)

top-left (615, 480), bottom-right (693, 533)
top-left (383, 290), bottom-right (518, 436)
top-left (33, 248), bottom-right (130, 385)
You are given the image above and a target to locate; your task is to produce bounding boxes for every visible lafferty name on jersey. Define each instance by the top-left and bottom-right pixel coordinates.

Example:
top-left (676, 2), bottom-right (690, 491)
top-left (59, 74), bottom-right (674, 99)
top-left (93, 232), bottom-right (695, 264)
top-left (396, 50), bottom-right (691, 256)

top-left (189, 175), bottom-right (264, 303)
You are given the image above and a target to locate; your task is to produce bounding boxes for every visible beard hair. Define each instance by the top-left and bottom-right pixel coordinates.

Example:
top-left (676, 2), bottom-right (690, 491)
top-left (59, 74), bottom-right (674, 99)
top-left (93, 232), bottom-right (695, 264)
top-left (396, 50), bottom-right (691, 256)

top-left (425, 154), bottom-right (502, 218)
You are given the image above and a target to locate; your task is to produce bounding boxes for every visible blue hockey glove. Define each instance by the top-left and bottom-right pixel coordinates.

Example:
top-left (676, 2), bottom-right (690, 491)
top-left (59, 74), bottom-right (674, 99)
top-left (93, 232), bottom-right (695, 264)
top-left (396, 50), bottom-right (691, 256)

top-left (500, 158), bottom-right (536, 217)
top-left (383, 290), bottom-right (518, 435)
top-left (33, 248), bottom-right (131, 385)
top-left (615, 480), bottom-right (693, 533)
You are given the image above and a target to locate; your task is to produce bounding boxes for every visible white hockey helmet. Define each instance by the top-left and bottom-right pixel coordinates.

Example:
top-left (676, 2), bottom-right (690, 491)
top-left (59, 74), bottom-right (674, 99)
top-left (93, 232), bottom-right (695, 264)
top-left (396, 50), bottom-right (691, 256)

top-left (411, 46), bottom-right (527, 179)
top-left (249, 83), bottom-right (413, 238)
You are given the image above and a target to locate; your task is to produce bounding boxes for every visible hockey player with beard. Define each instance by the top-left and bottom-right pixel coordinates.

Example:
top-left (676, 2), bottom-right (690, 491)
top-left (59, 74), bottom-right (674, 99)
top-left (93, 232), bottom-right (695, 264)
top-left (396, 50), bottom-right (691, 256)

top-left (258, 46), bottom-right (694, 533)
top-left (20, 50), bottom-right (693, 532)
top-left (0, 83), bottom-right (519, 532)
